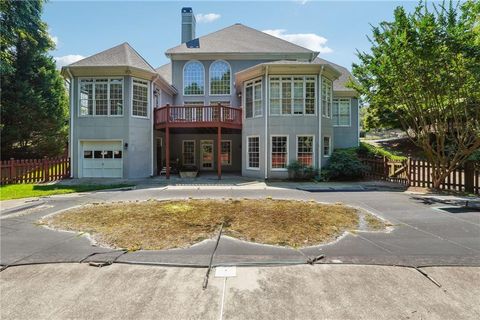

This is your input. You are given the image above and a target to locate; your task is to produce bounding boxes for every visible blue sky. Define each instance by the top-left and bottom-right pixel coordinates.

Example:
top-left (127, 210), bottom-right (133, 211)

top-left (45, 0), bottom-right (420, 70)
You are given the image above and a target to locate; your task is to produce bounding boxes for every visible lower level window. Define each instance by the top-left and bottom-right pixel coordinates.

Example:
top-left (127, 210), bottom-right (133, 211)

top-left (297, 136), bottom-right (314, 166)
top-left (182, 140), bottom-right (195, 165)
top-left (221, 140), bottom-right (232, 165)
top-left (271, 136), bottom-right (288, 169)
top-left (247, 136), bottom-right (259, 169)
top-left (323, 136), bottom-right (331, 157)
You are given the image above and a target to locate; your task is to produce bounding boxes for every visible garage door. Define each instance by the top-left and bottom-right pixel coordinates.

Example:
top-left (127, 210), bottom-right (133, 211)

top-left (81, 141), bottom-right (123, 178)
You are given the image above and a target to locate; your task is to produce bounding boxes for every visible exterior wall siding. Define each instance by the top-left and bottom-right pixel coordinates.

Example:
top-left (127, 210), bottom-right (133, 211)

top-left (333, 97), bottom-right (359, 149)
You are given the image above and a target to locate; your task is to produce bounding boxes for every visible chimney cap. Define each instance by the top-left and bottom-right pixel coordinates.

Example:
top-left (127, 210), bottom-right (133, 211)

top-left (182, 7), bottom-right (193, 13)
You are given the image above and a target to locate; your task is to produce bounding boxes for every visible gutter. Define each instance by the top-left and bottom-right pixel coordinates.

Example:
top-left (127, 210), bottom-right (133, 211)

top-left (65, 67), bottom-right (74, 178)
top-left (151, 74), bottom-right (160, 176)
top-left (318, 65), bottom-right (324, 171)
top-left (264, 66), bottom-right (269, 180)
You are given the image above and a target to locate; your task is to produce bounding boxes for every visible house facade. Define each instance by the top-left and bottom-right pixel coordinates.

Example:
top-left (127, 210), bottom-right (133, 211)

top-left (62, 7), bottom-right (359, 180)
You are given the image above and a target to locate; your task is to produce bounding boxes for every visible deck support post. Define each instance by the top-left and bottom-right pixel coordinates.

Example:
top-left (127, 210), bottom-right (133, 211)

top-left (217, 126), bottom-right (221, 180)
top-left (166, 127), bottom-right (170, 179)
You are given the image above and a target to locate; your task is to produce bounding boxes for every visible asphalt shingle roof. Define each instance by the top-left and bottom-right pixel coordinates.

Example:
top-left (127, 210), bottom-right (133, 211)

top-left (69, 42), bottom-right (156, 73)
top-left (166, 24), bottom-right (314, 55)
top-left (155, 63), bottom-right (172, 84)
top-left (313, 57), bottom-right (358, 92)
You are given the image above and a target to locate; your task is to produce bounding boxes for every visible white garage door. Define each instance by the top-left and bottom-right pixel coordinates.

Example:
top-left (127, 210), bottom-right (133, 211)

top-left (81, 141), bottom-right (123, 178)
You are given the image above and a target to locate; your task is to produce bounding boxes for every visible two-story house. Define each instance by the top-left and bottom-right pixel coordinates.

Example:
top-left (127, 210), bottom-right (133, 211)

top-left (62, 7), bottom-right (359, 180)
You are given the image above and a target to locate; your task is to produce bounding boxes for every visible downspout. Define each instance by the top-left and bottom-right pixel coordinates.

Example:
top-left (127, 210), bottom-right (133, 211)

top-left (151, 75), bottom-right (160, 177)
top-left (66, 67), bottom-right (74, 178)
top-left (264, 66), bottom-right (269, 180)
top-left (318, 66), bottom-right (324, 171)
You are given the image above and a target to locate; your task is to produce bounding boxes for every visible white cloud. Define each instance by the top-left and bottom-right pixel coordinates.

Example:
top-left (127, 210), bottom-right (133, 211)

top-left (263, 29), bottom-right (333, 53)
top-left (196, 13), bottom-right (221, 23)
top-left (54, 54), bottom-right (85, 69)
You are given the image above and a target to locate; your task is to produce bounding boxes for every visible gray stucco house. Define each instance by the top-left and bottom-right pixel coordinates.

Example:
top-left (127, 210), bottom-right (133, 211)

top-left (61, 7), bottom-right (359, 180)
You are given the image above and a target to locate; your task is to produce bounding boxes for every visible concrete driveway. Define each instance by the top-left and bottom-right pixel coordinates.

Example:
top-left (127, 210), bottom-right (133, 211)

top-left (1, 184), bottom-right (479, 267)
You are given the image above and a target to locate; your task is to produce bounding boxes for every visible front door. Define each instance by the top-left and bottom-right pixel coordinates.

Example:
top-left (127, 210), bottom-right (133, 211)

top-left (200, 140), bottom-right (214, 170)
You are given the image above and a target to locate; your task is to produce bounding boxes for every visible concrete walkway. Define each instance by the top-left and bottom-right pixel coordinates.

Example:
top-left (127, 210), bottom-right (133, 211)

top-left (1, 184), bottom-right (479, 268)
top-left (1, 263), bottom-right (479, 319)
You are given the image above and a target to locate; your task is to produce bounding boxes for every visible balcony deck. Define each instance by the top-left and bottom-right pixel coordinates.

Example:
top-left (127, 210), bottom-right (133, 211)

top-left (154, 105), bottom-right (242, 130)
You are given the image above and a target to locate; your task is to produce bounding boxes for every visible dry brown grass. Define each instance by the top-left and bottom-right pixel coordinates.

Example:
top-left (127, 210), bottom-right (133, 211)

top-left (364, 213), bottom-right (387, 231)
top-left (45, 199), bottom-right (366, 250)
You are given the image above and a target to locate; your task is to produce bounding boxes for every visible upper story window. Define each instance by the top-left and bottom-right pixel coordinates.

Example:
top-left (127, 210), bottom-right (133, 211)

top-left (132, 78), bottom-right (149, 118)
top-left (245, 79), bottom-right (262, 118)
top-left (184, 61), bottom-right (205, 95)
top-left (209, 60), bottom-right (231, 95)
top-left (322, 77), bottom-right (332, 118)
top-left (270, 76), bottom-right (316, 116)
top-left (333, 98), bottom-right (351, 126)
top-left (79, 78), bottom-right (123, 116)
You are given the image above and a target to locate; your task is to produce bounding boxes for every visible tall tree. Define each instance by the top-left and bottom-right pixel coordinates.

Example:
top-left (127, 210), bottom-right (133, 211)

top-left (352, 0), bottom-right (480, 189)
top-left (0, 0), bottom-right (68, 159)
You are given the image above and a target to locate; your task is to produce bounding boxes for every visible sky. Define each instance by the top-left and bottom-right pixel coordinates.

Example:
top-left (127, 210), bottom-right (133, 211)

top-left (44, 0), bottom-right (422, 71)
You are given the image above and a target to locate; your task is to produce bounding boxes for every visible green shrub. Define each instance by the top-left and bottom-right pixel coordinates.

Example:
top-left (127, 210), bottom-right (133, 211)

top-left (358, 142), bottom-right (406, 161)
top-left (322, 149), bottom-right (368, 181)
top-left (287, 160), bottom-right (317, 181)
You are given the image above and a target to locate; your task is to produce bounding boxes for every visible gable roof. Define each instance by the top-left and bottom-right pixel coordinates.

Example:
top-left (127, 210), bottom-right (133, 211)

top-left (68, 42), bottom-right (156, 73)
top-left (165, 24), bottom-right (315, 57)
top-left (156, 63), bottom-right (172, 84)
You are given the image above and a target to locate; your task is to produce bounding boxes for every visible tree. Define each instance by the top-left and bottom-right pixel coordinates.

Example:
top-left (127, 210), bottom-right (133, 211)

top-left (352, 0), bottom-right (480, 189)
top-left (0, 0), bottom-right (68, 159)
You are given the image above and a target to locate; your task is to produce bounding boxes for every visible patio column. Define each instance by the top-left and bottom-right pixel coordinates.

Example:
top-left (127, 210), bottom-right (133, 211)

top-left (217, 126), bottom-right (222, 179)
top-left (166, 127), bottom-right (170, 179)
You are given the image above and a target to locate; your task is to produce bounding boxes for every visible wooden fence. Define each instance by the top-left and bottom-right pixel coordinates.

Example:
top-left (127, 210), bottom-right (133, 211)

top-left (360, 156), bottom-right (480, 195)
top-left (0, 157), bottom-right (70, 185)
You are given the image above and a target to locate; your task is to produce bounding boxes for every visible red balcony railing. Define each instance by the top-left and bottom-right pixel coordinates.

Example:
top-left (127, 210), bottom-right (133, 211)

top-left (154, 105), bottom-right (242, 129)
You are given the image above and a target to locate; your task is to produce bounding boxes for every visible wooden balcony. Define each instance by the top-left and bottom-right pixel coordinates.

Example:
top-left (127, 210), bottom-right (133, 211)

top-left (154, 105), bottom-right (242, 130)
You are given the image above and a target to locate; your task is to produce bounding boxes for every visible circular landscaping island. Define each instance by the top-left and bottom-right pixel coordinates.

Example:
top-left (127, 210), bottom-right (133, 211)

top-left (44, 199), bottom-right (387, 250)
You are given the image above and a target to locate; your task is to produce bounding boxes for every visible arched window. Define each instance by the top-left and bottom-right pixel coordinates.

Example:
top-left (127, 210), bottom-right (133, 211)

top-left (183, 61), bottom-right (205, 95)
top-left (209, 60), bottom-right (231, 95)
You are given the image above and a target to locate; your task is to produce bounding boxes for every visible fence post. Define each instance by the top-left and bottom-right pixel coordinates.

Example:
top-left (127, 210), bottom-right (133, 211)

top-left (406, 157), bottom-right (411, 186)
top-left (9, 158), bottom-right (15, 184)
top-left (383, 156), bottom-right (388, 180)
top-left (465, 161), bottom-right (475, 194)
top-left (43, 157), bottom-right (49, 182)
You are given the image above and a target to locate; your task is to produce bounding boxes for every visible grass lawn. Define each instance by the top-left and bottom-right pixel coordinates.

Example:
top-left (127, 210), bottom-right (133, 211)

top-left (44, 199), bottom-right (386, 250)
top-left (0, 184), bottom-right (134, 201)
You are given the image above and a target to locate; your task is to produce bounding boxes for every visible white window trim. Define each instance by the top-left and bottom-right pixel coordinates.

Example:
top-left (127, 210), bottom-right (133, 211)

top-left (268, 75), bottom-right (317, 116)
top-left (323, 135), bottom-right (332, 158)
top-left (78, 77), bottom-right (124, 118)
top-left (246, 135), bottom-right (260, 171)
top-left (244, 77), bottom-right (263, 119)
top-left (270, 135), bottom-right (289, 171)
top-left (296, 135), bottom-right (315, 167)
top-left (183, 60), bottom-right (205, 96)
top-left (221, 140), bottom-right (232, 166)
top-left (321, 77), bottom-right (333, 118)
top-left (332, 98), bottom-right (352, 127)
top-left (182, 140), bottom-right (196, 165)
top-left (131, 77), bottom-right (150, 119)
top-left (208, 60), bottom-right (232, 96)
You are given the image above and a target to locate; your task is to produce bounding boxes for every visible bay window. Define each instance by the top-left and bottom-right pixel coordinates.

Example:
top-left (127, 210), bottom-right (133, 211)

top-left (269, 76), bottom-right (316, 115)
top-left (245, 79), bottom-right (262, 118)
top-left (79, 78), bottom-right (123, 116)
top-left (132, 79), bottom-right (149, 117)
top-left (271, 136), bottom-right (288, 169)
top-left (333, 98), bottom-right (351, 126)
top-left (321, 77), bottom-right (332, 118)
top-left (297, 136), bottom-right (314, 166)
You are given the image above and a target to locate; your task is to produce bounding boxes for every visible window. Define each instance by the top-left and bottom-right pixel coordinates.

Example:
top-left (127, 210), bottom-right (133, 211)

top-left (245, 79), bottom-right (262, 118)
top-left (297, 136), bottom-right (314, 166)
top-left (247, 136), bottom-right (260, 169)
top-left (210, 61), bottom-right (231, 95)
top-left (184, 61), bottom-right (205, 95)
top-left (221, 140), bottom-right (232, 165)
top-left (270, 76), bottom-right (316, 115)
top-left (114, 150), bottom-right (122, 159)
top-left (132, 79), bottom-right (149, 117)
top-left (271, 136), bottom-right (288, 169)
top-left (323, 136), bottom-right (331, 157)
top-left (83, 151), bottom-right (93, 158)
top-left (322, 78), bottom-right (332, 118)
top-left (182, 140), bottom-right (195, 165)
top-left (79, 78), bottom-right (123, 116)
top-left (333, 98), bottom-right (351, 126)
